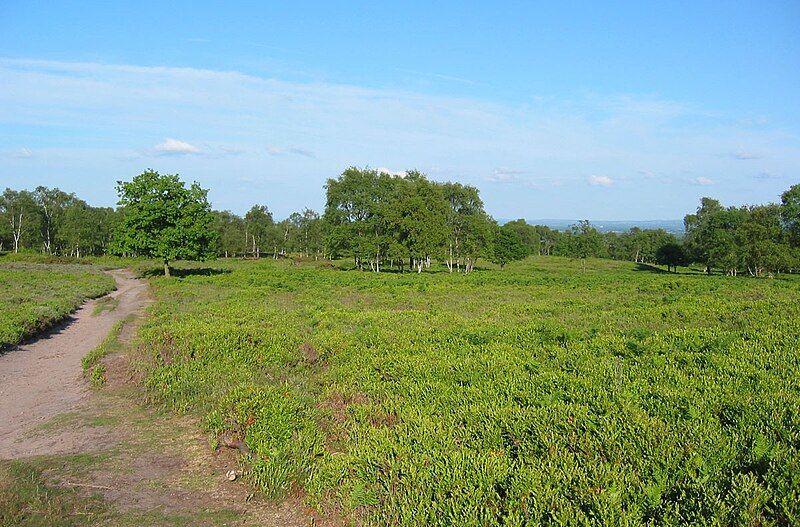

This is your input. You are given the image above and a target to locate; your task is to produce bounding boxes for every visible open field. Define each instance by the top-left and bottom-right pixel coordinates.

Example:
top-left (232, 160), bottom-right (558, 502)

top-left (133, 256), bottom-right (800, 525)
top-left (0, 261), bottom-right (116, 349)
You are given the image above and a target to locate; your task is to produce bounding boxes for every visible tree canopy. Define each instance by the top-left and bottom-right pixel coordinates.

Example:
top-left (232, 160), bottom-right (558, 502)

top-left (3, 169), bottom-right (798, 278)
top-left (113, 170), bottom-right (216, 276)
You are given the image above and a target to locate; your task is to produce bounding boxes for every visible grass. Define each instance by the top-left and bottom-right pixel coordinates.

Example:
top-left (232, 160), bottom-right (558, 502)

top-left (0, 261), bottom-right (116, 349)
top-left (92, 296), bottom-right (120, 316)
top-left (132, 255), bottom-right (800, 525)
top-left (0, 460), bottom-right (106, 527)
top-left (82, 318), bottom-right (128, 387)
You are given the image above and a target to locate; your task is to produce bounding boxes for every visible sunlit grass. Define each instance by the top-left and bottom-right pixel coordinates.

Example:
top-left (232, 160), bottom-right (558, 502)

top-left (139, 256), bottom-right (800, 525)
top-left (0, 261), bottom-right (115, 349)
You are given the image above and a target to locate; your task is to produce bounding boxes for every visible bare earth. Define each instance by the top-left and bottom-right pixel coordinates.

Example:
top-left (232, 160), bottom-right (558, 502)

top-left (0, 269), bottom-right (311, 526)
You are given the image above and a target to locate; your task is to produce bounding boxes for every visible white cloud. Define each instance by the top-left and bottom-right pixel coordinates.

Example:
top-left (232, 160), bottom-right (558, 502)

top-left (588, 175), bottom-right (613, 186)
top-left (695, 176), bottom-right (714, 185)
top-left (375, 167), bottom-right (407, 177)
top-left (154, 138), bottom-right (200, 155)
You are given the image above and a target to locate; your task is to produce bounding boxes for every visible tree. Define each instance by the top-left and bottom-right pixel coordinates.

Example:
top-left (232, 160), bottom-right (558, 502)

top-left (655, 243), bottom-right (686, 272)
top-left (533, 225), bottom-right (560, 256)
top-left (388, 173), bottom-right (449, 272)
top-left (736, 204), bottom-right (790, 276)
top-left (502, 219), bottom-right (540, 256)
top-left (1, 189), bottom-right (39, 253)
top-left (684, 197), bottom-right (724, 273)
top-left (558, 220), bottom-right (605, 272)
top-left (781, 184), bottom-right (800, 247)
top-left (286, 208), bottom-right (322, 257)
top-left (113, 170), bottom-right (216, 276)
top-left (33, 186), bottom-right (77, 254)
top-left (212, 210), bottom-right (247, 257)
top-left (244, 205), bottom-right (274, 257)
top-left (490, 225), bottom-right (527, 268)
top-left (441, 182), bottom-right (492, 273)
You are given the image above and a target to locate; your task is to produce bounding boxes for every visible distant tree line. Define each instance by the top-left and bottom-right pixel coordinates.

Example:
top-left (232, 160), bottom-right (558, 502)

top-left (681, 188), bottom-right (800, 276)
top-left (2, 169), bottom-right (798, 277)
top-left (0, 187), bottom-right (118, 257)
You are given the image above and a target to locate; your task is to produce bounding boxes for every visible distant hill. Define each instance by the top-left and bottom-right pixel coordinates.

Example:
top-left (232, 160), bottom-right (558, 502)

top-left (499, 218), bottom-right (685, 234)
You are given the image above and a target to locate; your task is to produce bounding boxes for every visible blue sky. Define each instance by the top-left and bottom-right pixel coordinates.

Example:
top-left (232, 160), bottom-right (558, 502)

top-left (1, 1), bottom-right (798, 220)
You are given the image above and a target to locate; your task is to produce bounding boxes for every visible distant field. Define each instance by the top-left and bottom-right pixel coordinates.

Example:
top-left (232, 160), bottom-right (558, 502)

top-left (0, 262), bottom-right (116, 349)
top-left (138, 257), bottom-right (799, 525)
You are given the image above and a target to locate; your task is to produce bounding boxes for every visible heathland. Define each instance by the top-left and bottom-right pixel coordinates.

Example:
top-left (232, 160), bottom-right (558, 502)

top-left (0, 261), bottom-right (115, 349)
top-left (133, 256), bottom-right (800, 525)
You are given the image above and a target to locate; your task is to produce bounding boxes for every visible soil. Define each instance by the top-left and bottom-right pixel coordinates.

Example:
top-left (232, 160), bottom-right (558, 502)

top-left (0, 269), bottom-right (313, 526)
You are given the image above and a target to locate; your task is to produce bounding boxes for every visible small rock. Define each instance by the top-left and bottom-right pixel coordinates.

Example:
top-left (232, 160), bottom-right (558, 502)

top-left (226, 469), bottom-right (238, 481)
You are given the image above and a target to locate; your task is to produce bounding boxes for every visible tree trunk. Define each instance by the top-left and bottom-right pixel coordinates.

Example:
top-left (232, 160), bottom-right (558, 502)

top-left (164, 260), bottom-right (171, 277)
top-left (11, 212), bottom-right (22, 253)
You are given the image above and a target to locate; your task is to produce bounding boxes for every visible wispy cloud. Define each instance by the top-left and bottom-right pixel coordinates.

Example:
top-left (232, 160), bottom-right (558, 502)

top-left (730, 150), bottom-right (760, 160)
top-left (753, 171), bottom-right (780, 180)
top-left (588, 175), bottom-right (613, 187)
top-left (9, 147), bottom-right (33, 159)
top-left (154, 138), bottom-right (200, 155)
top-left (266, 145), bottom-right (315, 158)
top-left (0, 57), bottom-right (798, 218)
top-left (395, 68), bottom-right (476, 86)
top-left (694, 176), bottom-right (714, 185)
top-left (486, 168), bottom-right (526, 183)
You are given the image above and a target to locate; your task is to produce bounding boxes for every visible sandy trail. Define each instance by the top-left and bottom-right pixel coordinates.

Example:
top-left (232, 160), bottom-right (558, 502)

top-left (0, 269), bottom-right (150, 458)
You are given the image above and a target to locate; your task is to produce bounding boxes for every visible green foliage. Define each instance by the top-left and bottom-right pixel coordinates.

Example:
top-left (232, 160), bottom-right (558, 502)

top-left (490, 225), bottom-right (527, 268)
top-left (0, 461), bottom-right (106, 526)
top-left (89, 363), bottom-right (107, 387)
top-left (139, 257), bottom-right (800, 525)
top-left (113, 170), bottom-right (216, 274)
top-left (0, 262), bottom-right (115, 349)
top-left (205, 385), bottom-right (324, 497)
top-left (82, 319), bottom-right (126, 387)
top-left (324, 167), bottom-right (493, 272)
top-left (655, 243), bottom-right (687, 272)
top-left (683, 196), bottom-right (798, 276)
top-left (0, 187), bottom-right (117, 256)
top-left (781, 184), bottom-right (800, 247)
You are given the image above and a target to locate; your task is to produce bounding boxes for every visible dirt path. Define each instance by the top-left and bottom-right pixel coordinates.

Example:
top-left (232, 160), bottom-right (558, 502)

top-left (0, 269), bottom-right (149, 457)
top-left (0, 270), bottom-right (312, 526)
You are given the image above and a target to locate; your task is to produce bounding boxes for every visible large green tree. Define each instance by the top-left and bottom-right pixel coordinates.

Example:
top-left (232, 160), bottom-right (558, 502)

top-left (490, 224), bottom-right (528, 268)
top-left (655, 242), bottom-right (687, 272)
top-left (113, 170), bottom-right (216, 276)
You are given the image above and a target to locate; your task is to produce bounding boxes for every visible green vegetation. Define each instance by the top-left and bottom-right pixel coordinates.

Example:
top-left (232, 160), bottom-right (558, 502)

top-left (114, 170), bottom-right (216, 276)
top-left (138, 257), bottom-right (800, 525)
top-left (92, 296), bottom-right (120, 316)
top-left (0, 187), bottom-right (117, 257)
top-left (0, 460), bottom-right (106, 527)
top-left (0, 262), bottom-right (115, 349)
top-left (4, 171), bottom-right (800, 278)
top-left (82, 318), bottom-right (127, 387)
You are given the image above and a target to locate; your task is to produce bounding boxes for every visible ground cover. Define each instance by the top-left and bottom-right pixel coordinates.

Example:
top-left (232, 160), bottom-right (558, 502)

top-left (134, 256), bottom-right (800, 525)
top-left (0, 261), bottom-right (115, 349)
